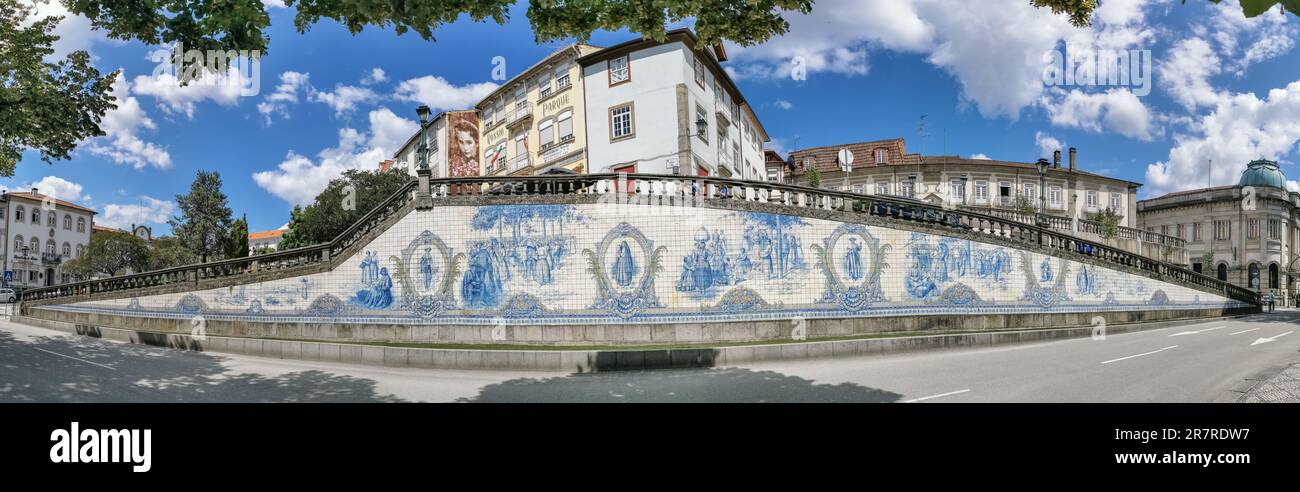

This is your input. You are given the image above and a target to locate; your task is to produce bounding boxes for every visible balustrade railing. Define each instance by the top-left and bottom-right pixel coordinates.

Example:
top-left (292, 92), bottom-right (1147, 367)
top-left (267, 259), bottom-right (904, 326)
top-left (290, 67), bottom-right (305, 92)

top-left (20, 174), bottom-right (1258, 307)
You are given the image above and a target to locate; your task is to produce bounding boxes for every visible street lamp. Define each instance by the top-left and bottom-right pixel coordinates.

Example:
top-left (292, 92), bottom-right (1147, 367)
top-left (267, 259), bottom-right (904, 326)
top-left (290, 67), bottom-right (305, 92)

top-left (1035, 158), bottom-right (1049, 228)
top-left (415, 105), bottom-right (432, 170)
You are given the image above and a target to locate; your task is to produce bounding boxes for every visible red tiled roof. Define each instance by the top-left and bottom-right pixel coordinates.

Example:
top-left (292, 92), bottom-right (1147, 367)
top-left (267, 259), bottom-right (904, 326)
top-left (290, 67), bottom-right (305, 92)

top-left (248, 229), bottom-right (285, 241)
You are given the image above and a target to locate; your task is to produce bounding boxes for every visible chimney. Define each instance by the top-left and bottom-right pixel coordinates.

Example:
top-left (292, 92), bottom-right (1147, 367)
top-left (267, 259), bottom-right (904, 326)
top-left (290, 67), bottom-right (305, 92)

top-left (1069, 147), bottom-right (1077, 171)
top-left (1052, 150), bottom-right (1061, 169)
top-left (30, 187), bottom-right (38, 196)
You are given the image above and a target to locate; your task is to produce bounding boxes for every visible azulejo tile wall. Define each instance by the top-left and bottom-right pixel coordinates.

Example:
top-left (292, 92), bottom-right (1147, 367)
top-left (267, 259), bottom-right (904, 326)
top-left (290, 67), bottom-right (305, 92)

top-left (49, 203), bottom-right (1245, 325)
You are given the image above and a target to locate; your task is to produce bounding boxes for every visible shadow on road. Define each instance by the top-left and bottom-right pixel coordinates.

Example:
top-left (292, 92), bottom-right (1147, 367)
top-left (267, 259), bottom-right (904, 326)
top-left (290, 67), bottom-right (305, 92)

top-left (457, 368), bottom-right (903, 403)
top-left (0, 330), bottom-right (404, 403)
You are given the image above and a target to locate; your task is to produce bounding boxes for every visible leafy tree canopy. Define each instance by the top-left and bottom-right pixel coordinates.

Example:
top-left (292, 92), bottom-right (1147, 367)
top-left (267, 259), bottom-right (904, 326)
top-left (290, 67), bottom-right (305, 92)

top-left (278, 168), bottom-right (411, 250)
top-left (63, 230), bottom-right (149, 278)
top-left (169, 170), bottom-right (234, 262)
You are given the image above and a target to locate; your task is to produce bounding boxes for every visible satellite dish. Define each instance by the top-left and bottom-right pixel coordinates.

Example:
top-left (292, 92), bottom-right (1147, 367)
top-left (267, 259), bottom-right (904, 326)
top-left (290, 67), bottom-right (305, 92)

top-left (837, 148), bottom-right (854, 172)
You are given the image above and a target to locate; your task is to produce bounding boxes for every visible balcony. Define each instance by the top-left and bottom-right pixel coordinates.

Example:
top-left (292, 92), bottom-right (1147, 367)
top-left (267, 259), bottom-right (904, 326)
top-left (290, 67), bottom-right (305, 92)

top-left (509, 154), bottom-right (532, 174)
top-left (42, 252), bottom-right (63, 265)
top-left (507, 102), bottom-right (533, 128)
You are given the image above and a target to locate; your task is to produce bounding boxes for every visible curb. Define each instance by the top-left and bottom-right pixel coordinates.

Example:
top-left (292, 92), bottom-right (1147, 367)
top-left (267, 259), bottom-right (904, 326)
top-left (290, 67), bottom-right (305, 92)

top-left (10, 313), bottom-right (1244, 372)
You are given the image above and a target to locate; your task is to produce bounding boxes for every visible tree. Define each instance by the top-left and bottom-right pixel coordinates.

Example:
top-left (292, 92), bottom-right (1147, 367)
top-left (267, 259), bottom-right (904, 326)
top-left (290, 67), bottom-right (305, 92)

top-left (803, 163), bottom-right (821, 189)
top-left (170, 170), bottom-right (234, 262)
top-left (0, 0), bottom-right (118, 176)
top-left (1087, 207), bottom-right (1122, 241)
top-left (278, 168), bottom-right (411, 250)
top-left (63, 231), bottom-right (149, 278)
top-left (1013, 194), bottom-right (1038, 215)
top-left (147, 235), bottom-right (198, 270)
top-left (226, 214), bottom-right (249, 259)
top-left (1199, 251), bottom-right (1216, 272)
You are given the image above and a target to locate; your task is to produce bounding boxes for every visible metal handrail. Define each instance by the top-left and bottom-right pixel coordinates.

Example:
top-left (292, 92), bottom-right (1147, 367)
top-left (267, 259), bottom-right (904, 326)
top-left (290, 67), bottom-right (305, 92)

top-left (18, 173), bottom-right (1259, 307)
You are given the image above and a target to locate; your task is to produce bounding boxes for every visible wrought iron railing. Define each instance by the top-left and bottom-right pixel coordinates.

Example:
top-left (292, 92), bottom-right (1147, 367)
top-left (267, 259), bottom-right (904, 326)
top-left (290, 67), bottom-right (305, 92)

top-left (19, 174), bottom-right (1259, 307)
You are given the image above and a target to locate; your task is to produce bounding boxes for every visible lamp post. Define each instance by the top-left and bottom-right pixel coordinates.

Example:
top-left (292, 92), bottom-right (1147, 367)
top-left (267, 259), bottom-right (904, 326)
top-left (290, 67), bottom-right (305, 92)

top-left (415, 105), bottom-right (432, 170)
top-left (1035, 158), bottom-right (1049, 228)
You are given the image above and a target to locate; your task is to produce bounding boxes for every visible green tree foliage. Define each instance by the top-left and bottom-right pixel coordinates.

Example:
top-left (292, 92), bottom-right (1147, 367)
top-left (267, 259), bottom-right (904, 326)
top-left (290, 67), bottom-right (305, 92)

top-left (803, 163), bottom-right (821, 189)
top-left (226, 214), bottom-right (249, 259)
top-left (63, 231), bottom-right (148, 278)
top-left (1087, 207), bottom-right (1122, 240)
top-left (169, 170), bottom-right (234, 262)
top-left (278, 168), bottom-right (411, 250)
top-left (0, 0), bottom-right (118, 176)
top-left (147, 235), bottom-right (198, 271)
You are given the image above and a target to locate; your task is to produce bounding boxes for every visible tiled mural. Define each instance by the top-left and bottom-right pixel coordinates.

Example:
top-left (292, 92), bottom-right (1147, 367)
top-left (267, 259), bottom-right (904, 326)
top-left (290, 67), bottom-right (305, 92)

top-left (45, 203), bottom-right (1247, 325)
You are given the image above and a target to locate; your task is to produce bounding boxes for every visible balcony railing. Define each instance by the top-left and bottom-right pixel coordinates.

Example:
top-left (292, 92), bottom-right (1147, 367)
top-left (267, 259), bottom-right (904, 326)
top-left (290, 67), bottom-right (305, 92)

top-left (507, 102), bottom-right (532, 127)
top-left (18, 174), bottom-right (1258, 309)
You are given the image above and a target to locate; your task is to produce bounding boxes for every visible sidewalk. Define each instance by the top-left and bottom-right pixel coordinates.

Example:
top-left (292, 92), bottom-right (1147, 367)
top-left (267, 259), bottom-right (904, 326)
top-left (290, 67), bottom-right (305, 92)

top-left (1238, 362), bottom-right (1300, 403)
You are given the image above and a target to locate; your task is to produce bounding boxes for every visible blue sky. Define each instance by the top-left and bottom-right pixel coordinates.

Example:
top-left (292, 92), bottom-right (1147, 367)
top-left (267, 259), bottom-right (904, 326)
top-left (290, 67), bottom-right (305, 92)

top-left (9, 0), bottom-right (1300, 235)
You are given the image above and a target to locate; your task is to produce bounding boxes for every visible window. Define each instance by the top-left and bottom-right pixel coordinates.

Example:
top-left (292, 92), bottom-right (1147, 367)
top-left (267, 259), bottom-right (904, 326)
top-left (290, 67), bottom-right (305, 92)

top-left (514, 85), bottom-right (527, 110)
top-left (1269, 218), bottom-right (1281, 240)
top-left (901, 181), bottom-right (915, 198)
top-left (1247, 219), bottom-right (1260, 239)
top-left (514, 132), bottom-right (528, 169)
top-left (974, 181), bottom-right (989, 201)
top-left (45, 241), bottom-right (54, 255)
top-left (694, 57), bottom-right (705, 87)
top-left (555, 64), bottom-right (570, 90)
top-left (695, 104), bottom-right (708, 144)
top-left (483, 103), bottom-right (495, 127)
top-left (15, 205), bottom-right (23, 222)
top-left (77, 217), bottom-right (85, 233)
top-left (950, 180), bottom-right (966, 201)
top-left (1023, 183), bottom-right (1036, 202)
top-left (1049, 186), bottom-right (1063, 207)
top-left (1086, 190), bottom-right (1098, 210)
top-left (852, 184), bottom-right (864, 194)
top-left (30, 237), bottom-right (38, 253)
top-left (63, 214), bottom-right (71, 230)
top-left (539, 119), bottom-right (555, 148)
top-left (875, 181), bottom-right (889, 196)
top-left (537, 71), bottom-right (552, 99)
top-left (610, 103), bottom-right (634, 141)
top-left (31, 208), bottom-right (39, 224)
top-left (494, 98), bottom-right (505, 123)
top-left (1161, 225), bottom-right (1169, 237)
top-left (999, 182), bottom-right (1012, 204)
top-left (77, 244), bottom-right (84, 257)
top-left (609, 55), bottom-right (630, 86)
top-left (1176, 223), bottom-right (1185, 239)
top-left (875, 148), bottom-right (887, 164)
top-left (427, 129), bottom-right (438, 155)
top-left (1193, 222), bottom-right (1203, 242)
top-left (1110, 193), bottom-right (1122, 212)
top-left (1217, 263), bottom-right (1228, 281)
top-left (62, 242), bottom-right (70, 257)
top-left (556, 110), bottom-right (573, 142)
top-left (47, 213), bottom-right (55, 228)
top-left (13, 235), bottom-right (22, 254)
top-left (1215, 220), bottom-right (1231, 240)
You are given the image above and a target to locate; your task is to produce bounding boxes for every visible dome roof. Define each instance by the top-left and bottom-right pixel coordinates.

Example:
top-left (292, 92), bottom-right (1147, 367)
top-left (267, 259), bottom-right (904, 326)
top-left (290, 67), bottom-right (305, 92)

top-left (1238, 158), bottom-right (1286, 189)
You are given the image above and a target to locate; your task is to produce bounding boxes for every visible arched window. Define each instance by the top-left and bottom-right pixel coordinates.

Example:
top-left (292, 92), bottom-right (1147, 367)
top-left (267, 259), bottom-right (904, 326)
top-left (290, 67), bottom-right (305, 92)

top-left (30, 237), bottom-right (39, 253)
top-left (1269, 263), bottom-right (1279, 289)
top-left (77, 217), bottom-right (85, 233)
top-left (1249, 263), bottom-right (1261, 289)
top-left (1217, 263), bottom-right (1228, 281)
top-left (45, 241), bottom-right (54, 255)
top-left (15, 206), bottom-right (23, 222)
top-left (62, 242), bottom-right (71, 257)
top-left (47, 212), bottom-right (55, 228)
top-left (76, 244), bottom-right (84, 258)
top-left (13, 235), bottom-right (23, 254)
top-left (63, 214), bottom-right (71, 230)
top-left (31, 208), bottom-right (40, 224)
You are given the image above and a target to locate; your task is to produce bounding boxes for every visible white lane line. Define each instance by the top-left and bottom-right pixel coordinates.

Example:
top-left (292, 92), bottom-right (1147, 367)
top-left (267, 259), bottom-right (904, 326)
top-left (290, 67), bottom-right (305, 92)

top-left (1169, 326), bottom-right (1225, 337)
top-left (1101, 345), bottom-right (1178, 365)
top-left (903, 389), bottom-right (971, 403)
top-left (1230, 328), bottom-right (1261, 336)
top-left (29, 347), bottom-right (116, 371)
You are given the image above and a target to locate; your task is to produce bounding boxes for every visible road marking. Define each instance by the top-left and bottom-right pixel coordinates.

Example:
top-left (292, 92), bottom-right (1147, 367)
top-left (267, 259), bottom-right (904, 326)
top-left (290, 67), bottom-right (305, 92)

top-left (29, 347), bottom-right (116, 371)
top-left (1229, 328), bottom-right (1260, 336)
top-left (1169, 326), bottom-right (1225, 337)
top-left (1101, 345), bottom-right (1178, 365)
top-left (1251, 331), bottom-right (1294, 347)
top-left (903, 389), bottom-right (970, 403)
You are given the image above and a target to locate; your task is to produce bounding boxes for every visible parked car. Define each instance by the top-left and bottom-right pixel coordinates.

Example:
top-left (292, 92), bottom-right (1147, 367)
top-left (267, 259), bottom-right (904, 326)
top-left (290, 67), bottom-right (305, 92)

top-left (0, 288), bottom-right (17, 303)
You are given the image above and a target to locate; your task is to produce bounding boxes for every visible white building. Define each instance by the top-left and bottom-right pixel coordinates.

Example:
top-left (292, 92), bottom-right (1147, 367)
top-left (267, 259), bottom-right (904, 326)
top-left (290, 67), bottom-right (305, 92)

top-left (249, 224), bottom-right (289, 253)
top-left (0, 188), bottom-right (95, 287)
top-left (579, 29), bottom-right (770, 180)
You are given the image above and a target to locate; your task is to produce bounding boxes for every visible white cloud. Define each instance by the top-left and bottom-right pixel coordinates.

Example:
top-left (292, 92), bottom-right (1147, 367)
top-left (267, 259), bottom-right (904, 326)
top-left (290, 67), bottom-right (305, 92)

top-left (1206, 0), bottom-right (1298, 74)
top-left (1, 176), bottom-right (89, 205)
top-left (257, 71), bottom-right (311, 125)
top-left (25, 0), bottom-right (114, 60)
top-left (1160, 38), bottom-right (1223, 111)
top-left (361, 68), bottom-right (388, 85)
top-left (98, 196), bottom-right (176, 230)
top-left (130, 63), bottom-right (251, 119)
top-left (1042, 88), bottom-right (1156, 140)
top-left (253, 107), bottom-right (418, 206)
top-left (970, 153), bottom-right (991, 160)
top-left (311, 84), bottom-right (380, 117)
top-left (85, 73), bottom-right (172, 170)
top-left (393, 76), bottom-right (499, 112)
top-left (773, 99), bottom-right (794, 110)
top-left (1035, 131), bottom-right (1065, 160)
top-left (1145, 79), bottom-right (1300, 197)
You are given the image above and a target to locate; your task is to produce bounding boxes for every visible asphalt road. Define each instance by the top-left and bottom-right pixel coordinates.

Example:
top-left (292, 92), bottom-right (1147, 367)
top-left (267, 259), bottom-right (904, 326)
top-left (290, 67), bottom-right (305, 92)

top-left (2, 311), bottom-right (1299, 402)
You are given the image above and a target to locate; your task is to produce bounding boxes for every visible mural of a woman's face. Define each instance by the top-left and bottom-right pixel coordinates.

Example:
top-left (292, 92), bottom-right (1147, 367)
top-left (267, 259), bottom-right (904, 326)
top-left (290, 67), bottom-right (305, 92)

top-left (456, 130), bottom-right (476, 158)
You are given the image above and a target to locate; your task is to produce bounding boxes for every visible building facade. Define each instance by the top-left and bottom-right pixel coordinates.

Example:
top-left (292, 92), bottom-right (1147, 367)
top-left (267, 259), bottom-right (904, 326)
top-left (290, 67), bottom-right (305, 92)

top-left (390, 110), bottom-right (480, 179)
top-left (579, 30), bottom-right (769, 179)
top-left (1137, 159), bottom-right (1300, 303)
top-left (478, 45), bottom-right (600, 177)
top-left (0, 189), bottom-right (95, 287)
top-left (249, 225), bottom-right (288, 253)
